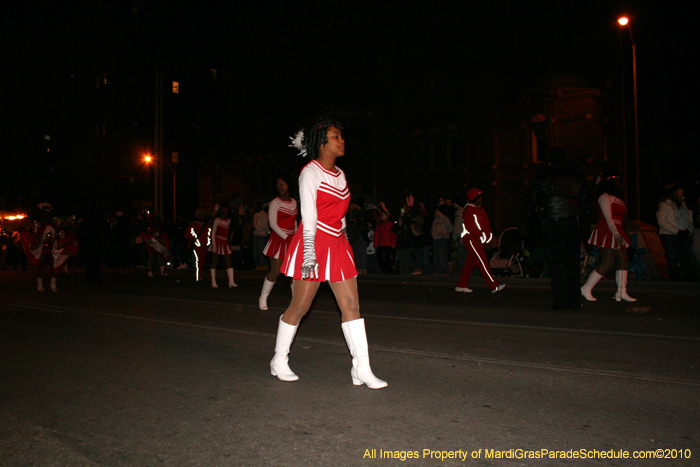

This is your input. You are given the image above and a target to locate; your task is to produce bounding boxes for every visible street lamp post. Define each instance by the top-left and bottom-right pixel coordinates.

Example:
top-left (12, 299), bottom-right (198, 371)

top-left (144, 154), bottom-right (156, 213)
top-left (144, 152), bottom-right (177, 222)
top-left (618, 16), bottom-right (641, 219)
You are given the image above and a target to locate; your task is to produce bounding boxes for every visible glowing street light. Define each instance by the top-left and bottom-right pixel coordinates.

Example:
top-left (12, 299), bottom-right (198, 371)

top-left (618, 15), bottom-right (640, 219)
top-left (144, 154), bottom-right (152, 163)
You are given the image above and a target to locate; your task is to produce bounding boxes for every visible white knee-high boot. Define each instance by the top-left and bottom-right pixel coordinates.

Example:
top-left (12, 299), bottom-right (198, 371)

top-left (270, 315), bottom-right (299, 381)
top-left (259, 279), bottom-right (275, 310)
top-left (227, 268), bottom-right (238, 287)
top-left (581, 270), bottom-right (603, 301)
top-left (210, 269), bottom-right (218, 288)
top-left (37, 277), bottom-right (45, 292)
top-left (614, 270), bottom-right (636, 302)
top-left (50, 277), bottom-right (57, 292)
top-left (341, 318), bottom-right (387, 389)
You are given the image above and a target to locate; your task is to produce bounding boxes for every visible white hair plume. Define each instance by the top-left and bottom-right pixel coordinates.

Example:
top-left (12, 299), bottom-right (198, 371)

top-left (288, 129), bottom-right (307, 157)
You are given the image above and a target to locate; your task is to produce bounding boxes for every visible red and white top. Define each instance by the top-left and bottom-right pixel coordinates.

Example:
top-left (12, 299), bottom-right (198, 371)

top-left (210, 217), bottom-right (232, 255)
top-left (587, 193), bottom-right (631, 249)
top-left (282, 160), bottom-right (356, 282)
top-left (263, 197), bottom-right (298, 259)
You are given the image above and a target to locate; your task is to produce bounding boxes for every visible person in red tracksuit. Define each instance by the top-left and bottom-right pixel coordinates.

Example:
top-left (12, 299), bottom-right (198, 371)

top-left (185, 209), bottom-right (211, 282)
top-left (455, 188), bottom-right (505, 294)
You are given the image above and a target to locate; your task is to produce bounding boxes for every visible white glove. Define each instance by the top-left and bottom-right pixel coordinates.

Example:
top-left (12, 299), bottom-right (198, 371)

top-left (300, 232), bottom-right (319, 280)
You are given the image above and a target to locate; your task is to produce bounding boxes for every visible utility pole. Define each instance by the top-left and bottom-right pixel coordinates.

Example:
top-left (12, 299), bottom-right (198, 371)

top-left (154, 68), bottom-right (164, 217)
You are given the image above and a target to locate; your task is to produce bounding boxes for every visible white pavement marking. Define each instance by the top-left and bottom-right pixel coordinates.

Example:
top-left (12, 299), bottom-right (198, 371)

top-left (3, 299), bottom-right (699, 388)
top-left (68, 290), bottom-right (700, 342)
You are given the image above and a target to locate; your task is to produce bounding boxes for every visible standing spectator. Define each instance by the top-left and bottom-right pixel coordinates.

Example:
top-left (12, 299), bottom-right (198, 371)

top-left (522, 148), bottom-right (589, 310)
top-left (374, 209), bottom-right (397, 274)
top-left (8, 227), bottom-right (28, 271)
top-left (109, 211), bottom-right (131, 268)
top-left (393, 205), bottom-right (414, 275)
top-left (431, 205), bottom-right (454, 276)
top-left (185, 209), bottom-right (211, 282)
top-left (683, 174), bottom-right (700, 279)
top-left (453, 195), bottom-right (467, 275)
top-left (346, 198), bottom-right (368, 274)
top-left (253, 202), bottom-right (270, 271)
top-left (171, 215), bottom-right (189, 269)
top-left (455, 189), bottom-right (505, 293)
top-left (657, 183), bottom-right (695, 281)
top-left (79, 205), bottom-right (107, 284)
top-left (414, 203), bottom-right (432, 275)
top-left (581, 172), bottom-right (636, 302)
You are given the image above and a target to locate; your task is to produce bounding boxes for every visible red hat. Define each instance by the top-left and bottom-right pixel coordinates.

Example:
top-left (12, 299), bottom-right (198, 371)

top-left (467, 188), bottom-right (482, 202)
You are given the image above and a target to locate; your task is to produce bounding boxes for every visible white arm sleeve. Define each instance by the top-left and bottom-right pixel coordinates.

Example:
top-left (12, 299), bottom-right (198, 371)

top-left (599, 194), bottom-right (621, 238)
top-left (268, 199), bottom-right (287, 239)
top-left (299, 168), bottom-right (319, 238)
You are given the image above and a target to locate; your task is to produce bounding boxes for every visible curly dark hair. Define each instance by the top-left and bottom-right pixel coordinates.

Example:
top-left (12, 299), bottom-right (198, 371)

top-left (302, 116), bottom-right (343, 160)
top-left (597, 171), bottom-right (620, 198)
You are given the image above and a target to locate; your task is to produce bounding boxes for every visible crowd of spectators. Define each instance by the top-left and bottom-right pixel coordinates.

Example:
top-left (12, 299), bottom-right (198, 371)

top-left (2, 174), bottom-right (699, 283)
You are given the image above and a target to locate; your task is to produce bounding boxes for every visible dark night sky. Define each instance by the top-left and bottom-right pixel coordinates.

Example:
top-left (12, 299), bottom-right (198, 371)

top-left (2, 0), bottom-right (697, 212)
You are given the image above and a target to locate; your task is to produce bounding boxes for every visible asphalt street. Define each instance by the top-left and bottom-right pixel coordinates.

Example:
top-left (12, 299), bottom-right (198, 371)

top-left (1, 268), bottom-right (699, 466)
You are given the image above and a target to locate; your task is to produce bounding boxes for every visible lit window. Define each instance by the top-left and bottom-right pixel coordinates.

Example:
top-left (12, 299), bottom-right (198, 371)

top-left (211, 68), bottom-right (217, 80)
top-left (172, 81), bottom-right (179, 93)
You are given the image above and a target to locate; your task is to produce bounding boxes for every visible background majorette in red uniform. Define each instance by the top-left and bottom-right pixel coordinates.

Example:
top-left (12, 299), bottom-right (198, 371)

top-left (581, 172), bottom-right (636, 302)
top-left (21, 203), bottom-right (77, 292)
top-left (455, 188), bottom-right (505, 294)
top-left (270, 116), bottom-right (386, 389)
top-left (185, 209), bottom-right (211, 282)
top-left (139, 214), bottom-right (170, 277)
top-left (209, 205), bottom-right (237, 288)
top-left (258, 177), bottom-right (298, 310)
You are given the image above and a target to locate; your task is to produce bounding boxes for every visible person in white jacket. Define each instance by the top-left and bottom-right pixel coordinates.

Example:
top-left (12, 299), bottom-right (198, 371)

top-left (657, 183), bottom-right (695, 281)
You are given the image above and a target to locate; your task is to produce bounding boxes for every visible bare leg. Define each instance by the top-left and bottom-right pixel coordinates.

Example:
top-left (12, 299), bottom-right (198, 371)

top-left (328, 277), bottom-right (361, 322)
top-left (595, 247), bottom-right (616, 276)
top-left (281, 280), bottom-right (320, 325)
top-left (266, 257), bottom-right (283, 282)
top-left (615, 248), bottom-right (629, 271)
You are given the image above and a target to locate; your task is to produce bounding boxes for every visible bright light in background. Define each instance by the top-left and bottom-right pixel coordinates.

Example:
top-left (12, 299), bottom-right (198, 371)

top-left (2, 214), bottom-right (26, 220)
top-left (144, 154), bottom-right (152, 163)
top-left (618, 17), bottom-right (629, 26)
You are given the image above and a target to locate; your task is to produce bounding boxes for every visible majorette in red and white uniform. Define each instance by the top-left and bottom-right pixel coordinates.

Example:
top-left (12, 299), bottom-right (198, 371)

top-left (21, 220), bottom-right (57, 266)
top-left (52, 225), bottom-right (79, 273)
top-left (210, 217), bottom-right (232, 255)
top-left (281, 159), bottom-right (356, 282)
top-left (263, 197), bottom-right (298, 259)
top-left (456, 199), bottom-right (502, 291)
top-left (587, 193), bottom-right (631, 250)
top-left (139, 224), bottom-right (170, 260)
top-left (185, 218), bottom-right (211, 281)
